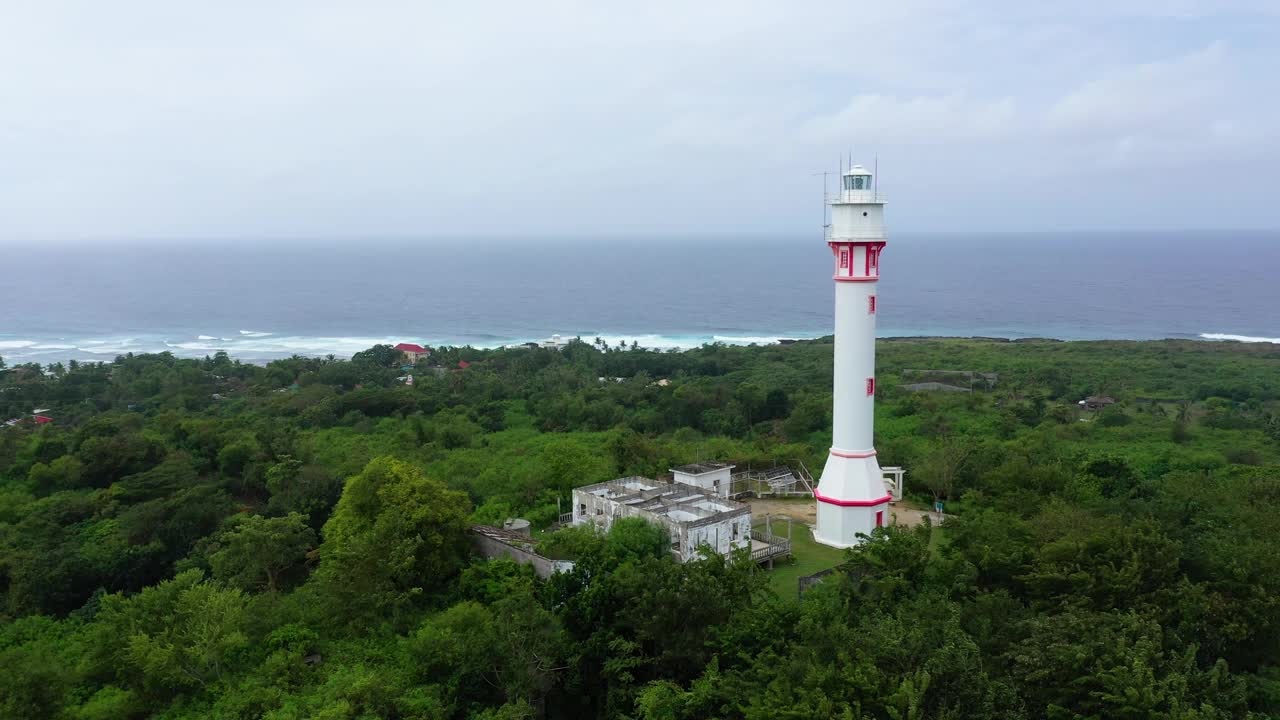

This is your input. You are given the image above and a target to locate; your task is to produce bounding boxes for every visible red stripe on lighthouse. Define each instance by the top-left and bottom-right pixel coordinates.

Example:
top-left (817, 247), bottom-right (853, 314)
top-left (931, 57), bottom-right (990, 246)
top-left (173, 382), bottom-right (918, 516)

top-left (814, 490), bottom-right (893, 507)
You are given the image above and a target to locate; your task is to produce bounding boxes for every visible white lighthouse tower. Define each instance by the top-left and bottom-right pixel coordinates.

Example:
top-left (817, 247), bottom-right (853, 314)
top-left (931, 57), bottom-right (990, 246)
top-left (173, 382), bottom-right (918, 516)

top-left (814, 164), bottom-right (891, 548)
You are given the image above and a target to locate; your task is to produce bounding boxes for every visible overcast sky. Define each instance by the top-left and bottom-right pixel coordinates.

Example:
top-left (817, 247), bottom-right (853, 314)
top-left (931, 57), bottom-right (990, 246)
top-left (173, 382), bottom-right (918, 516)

top-left (1, 1), bottom-right (1277, 242)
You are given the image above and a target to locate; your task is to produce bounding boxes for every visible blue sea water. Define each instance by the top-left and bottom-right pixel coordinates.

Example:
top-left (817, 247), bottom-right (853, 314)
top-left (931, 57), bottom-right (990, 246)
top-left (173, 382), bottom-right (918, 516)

top-left (1, 231), bottom-right (1277, 363)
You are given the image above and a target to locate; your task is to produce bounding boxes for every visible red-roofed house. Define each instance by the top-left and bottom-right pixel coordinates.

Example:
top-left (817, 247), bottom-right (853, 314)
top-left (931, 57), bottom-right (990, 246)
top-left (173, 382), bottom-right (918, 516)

top-left (32, 415), bottom-right (53, 424)
top-left (394, 343), bottom-right (431, 364)
top-left (457, 360), bottom-right (471, 369)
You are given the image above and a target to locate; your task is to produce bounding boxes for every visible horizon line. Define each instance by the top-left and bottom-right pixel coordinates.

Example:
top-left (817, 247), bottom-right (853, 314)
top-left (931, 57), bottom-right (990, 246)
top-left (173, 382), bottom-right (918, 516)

top-left (2, 227), bottom-right (1278, 245)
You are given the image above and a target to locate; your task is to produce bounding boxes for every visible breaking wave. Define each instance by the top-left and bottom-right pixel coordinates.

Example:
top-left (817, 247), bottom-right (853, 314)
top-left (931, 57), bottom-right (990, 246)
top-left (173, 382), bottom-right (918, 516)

top-left (78, 341), bottom-right (140, 355)
top-left (564, 334), bottom-right (815, 350)
top-left (0, 340), bottom-right (37, 350)
top-left (0, 330), bottom-right (823, 363)
top-left (712, 335), bottom-right (795, 345)
top-left (1199, 333), bottom-right (1280, 344)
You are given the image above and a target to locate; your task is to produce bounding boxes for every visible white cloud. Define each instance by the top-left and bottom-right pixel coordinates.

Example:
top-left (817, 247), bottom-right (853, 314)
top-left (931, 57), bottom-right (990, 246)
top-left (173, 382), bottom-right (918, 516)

top-left (1046, 44), bottom-right (1230, 135)
top-left (1042, 44), bottom-right (1276, 168)
top-left (0, 1), bottom-right (1276, 238)
top-left (800, 94), bottom-right (1019, 145)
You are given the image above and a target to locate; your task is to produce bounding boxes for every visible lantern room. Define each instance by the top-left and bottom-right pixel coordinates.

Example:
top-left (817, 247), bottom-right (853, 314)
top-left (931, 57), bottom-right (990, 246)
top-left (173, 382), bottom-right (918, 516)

top-left (842, 165), bottom-right (873, 192)
top-left (830, 165), bottom-right (885, 242)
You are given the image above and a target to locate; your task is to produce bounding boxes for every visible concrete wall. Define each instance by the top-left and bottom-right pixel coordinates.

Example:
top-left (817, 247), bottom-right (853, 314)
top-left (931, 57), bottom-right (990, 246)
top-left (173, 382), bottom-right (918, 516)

top-left (573, 487), bottom-right (674, 532)
top-left (674, 512), bottom-right (752, 561)
top-left (573, 487), bottom-right (626, 531)
top-left (471, 532), bottom-right (566, 580)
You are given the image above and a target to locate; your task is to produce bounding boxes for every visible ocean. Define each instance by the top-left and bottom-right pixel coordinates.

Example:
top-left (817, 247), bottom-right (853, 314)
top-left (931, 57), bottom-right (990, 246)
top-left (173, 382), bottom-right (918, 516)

top-left (2, 231), bottom-right (1277, 364)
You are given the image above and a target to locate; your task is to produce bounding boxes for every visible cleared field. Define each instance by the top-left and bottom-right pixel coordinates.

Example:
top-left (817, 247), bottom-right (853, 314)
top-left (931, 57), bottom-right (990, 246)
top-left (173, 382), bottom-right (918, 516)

top-left (749, 496), bottom-right (936, 529)
top-left (748, 497), bottom-right (941, 599)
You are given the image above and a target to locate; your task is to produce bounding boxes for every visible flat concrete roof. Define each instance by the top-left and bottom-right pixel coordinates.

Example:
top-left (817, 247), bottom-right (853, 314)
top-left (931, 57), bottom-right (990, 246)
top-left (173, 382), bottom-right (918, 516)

top-left (575, 476), bottom-right (748, 526)
top-left (671, 462), bottom-right (734, 475)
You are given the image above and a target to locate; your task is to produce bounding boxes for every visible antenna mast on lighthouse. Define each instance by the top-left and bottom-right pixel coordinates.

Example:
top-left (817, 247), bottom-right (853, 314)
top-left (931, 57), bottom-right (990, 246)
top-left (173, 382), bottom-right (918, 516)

top-left (812, 170), bottom-right (833, 237)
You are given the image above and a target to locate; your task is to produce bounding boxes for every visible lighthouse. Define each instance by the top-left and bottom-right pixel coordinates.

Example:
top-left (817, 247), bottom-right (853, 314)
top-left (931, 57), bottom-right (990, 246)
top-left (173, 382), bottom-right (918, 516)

top-left (814, 164), bottom-right (891, 548)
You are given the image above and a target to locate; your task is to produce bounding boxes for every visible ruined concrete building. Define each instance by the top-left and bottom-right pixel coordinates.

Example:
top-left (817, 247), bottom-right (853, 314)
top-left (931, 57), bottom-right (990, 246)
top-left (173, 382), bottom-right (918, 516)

top-left (571, 476), bottom-right (751, 562)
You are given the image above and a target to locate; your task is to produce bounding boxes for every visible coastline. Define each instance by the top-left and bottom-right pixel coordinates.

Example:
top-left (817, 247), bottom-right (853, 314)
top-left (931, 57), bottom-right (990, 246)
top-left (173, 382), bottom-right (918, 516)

top-left (4, 231), bottom-right (1278, 366)
top-left (3, 330), bottom-right (1278, 366)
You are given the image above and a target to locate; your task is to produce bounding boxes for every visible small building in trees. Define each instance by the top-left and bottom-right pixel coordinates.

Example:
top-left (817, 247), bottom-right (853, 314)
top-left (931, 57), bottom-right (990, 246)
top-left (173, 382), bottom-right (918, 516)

top-left (393, 343), bottom-right (431, 364)
top-left (541, 334), bottom-right (571, 349)
top-left (1080, 396), bottom-right (1117, 410)
top-left (900, 381), bottom-right (971, 393)
top-left (571, 477), bottom-right (753, 562)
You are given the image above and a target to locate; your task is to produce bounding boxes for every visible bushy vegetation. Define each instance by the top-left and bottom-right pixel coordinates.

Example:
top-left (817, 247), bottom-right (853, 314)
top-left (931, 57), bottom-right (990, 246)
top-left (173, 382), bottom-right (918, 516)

top-left (1, 337), bottom-right (1278, 718)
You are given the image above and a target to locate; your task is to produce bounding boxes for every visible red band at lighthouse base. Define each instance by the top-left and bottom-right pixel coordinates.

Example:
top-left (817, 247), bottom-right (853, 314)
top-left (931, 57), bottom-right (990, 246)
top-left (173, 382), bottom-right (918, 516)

top-left (830, 448), bottom-right (877, 459)
top-left (814, 489), bottom-right (893, 507)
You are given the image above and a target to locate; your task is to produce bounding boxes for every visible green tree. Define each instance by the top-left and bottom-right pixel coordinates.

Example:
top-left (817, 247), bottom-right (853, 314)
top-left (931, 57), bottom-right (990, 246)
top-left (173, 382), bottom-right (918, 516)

top-left (93, 569), bottom-right (250, 694)
top-left (1005, 610), bottom-right (1248, 718)
top-left (351, 343), bottom-right (402, 367)
top-left (411, 590), bottom-right (567, 716)
top-left (541, 438), bottom-right (612, 494)
top-left (917, 436), bottom-right (971, 508)
top-left (316, 456), bottom-right (471, 618)
top-left (607, 429), bottom-right (659, 476)
top-left (265, 456), bottom-right (342, 528)
top-left (762, 388), bottom-right (791, 420)
top-left (782, 394), bottom-right (829, 441)
top-left (77, 432), bottom-right (165, 488)
top-left (67, 686), bottom-right (143, 720)
top-left (26, 455), bottom-right (84, 494)
top-left (208, 513), bottom-right (316, 592)
top-left (0, 635), bottom-right (72, 720)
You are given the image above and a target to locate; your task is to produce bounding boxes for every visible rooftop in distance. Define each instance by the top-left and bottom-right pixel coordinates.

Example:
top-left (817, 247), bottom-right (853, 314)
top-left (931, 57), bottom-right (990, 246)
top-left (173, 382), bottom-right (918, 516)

top-left (671, 462), bottom-right (734, 475)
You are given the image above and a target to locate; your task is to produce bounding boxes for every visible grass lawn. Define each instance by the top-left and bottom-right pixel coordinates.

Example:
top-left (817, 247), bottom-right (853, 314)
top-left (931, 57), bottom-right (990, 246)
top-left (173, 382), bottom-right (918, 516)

top-left (753, 513), bottom-right (949, 599)
top-left (755, 521), bottom-right (847, 600)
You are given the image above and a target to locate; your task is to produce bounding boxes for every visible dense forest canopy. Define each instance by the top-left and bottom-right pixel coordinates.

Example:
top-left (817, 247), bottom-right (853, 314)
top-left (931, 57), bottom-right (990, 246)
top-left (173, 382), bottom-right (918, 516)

top-left (1, 337), bottom-right (1279, 719)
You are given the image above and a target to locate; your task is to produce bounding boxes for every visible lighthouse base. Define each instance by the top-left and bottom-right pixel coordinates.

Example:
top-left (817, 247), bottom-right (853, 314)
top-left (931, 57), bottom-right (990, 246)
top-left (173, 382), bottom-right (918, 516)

top-left (813, 452), bottom-right (892, 549)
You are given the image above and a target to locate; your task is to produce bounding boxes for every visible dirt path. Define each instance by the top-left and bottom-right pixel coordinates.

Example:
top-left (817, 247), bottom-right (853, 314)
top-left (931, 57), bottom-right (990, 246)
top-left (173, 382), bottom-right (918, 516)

top-left (747, 497), bottom-right (816, 525)
top-left (747, 497), bottom-right (936, 529)
top-left (887, 505), bottom-right (936, 528)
